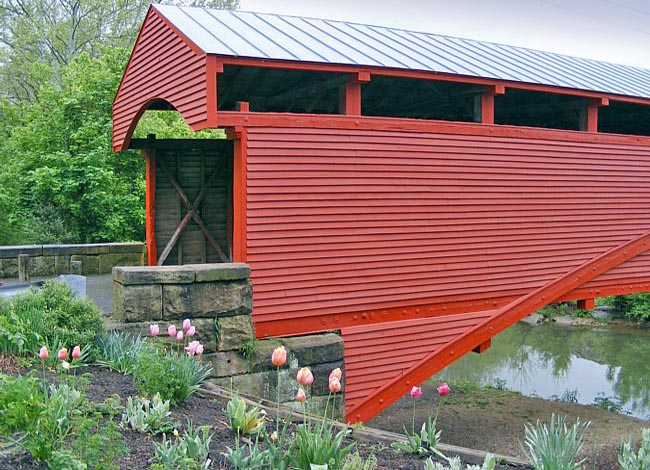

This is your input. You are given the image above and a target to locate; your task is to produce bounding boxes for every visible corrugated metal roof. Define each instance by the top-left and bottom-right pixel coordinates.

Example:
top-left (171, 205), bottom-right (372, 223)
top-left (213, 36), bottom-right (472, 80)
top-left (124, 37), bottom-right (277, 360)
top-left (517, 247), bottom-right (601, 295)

top-left (154, 4), bottom-right (650, 100)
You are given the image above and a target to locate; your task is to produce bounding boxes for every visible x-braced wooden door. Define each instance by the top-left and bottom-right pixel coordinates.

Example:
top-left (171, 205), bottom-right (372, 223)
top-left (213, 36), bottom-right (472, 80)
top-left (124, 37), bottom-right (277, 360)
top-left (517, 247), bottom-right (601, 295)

top-left (152, 139), bottom-right (233, 265)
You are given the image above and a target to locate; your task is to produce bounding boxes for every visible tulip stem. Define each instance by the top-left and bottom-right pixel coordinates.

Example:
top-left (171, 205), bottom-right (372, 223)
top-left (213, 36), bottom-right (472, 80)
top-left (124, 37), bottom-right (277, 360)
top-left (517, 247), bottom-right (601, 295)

top-left (412, 399), bottom-right (416, 436)
top-left (275, 366), bottom-right (281, 434)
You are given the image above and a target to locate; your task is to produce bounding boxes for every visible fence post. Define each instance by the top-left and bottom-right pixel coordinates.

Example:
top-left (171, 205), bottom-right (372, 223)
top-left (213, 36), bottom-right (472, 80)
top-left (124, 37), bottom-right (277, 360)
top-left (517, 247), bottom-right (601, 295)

top-left (18, 254), bottom-right (30, 282)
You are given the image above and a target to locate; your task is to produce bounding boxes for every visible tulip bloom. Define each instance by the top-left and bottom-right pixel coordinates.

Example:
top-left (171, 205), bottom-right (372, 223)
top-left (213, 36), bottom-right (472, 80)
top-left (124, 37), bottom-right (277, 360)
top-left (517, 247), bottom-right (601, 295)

top-left (176, 330), bottom-right (184, 342)
top-left (149, 324), bottom-right (160, 336)
top-left (437, 383), bottom-right (450, 397)
top-left (187, 326), bottom-right (196, 337)
top-left (185, 340), bottom-right (199, 356)
top-left (296, 367), bottom-right (314, 386)
top-left (329, 377), bottom-right (341, 394)
top-left (168, 324), bottom-right (177, 337)
top-left (71, 346), bottom-right (81, 360)
top-left (38, 346), bottom-right (49, 360)
top-left (295, 388), bottom-right (307, 403)
top-left (195, 343), bottom-right (204, 355)
top-left (182, 319), bottom-right (191, 332)
top-left (410, 386), bottom-right (422, 399)
top-left (57, 348), bottom-right (68, 361)
top-left (329, 368), bottom-right (342, 382)
top-left (271, 346), bottom-right (287, 367)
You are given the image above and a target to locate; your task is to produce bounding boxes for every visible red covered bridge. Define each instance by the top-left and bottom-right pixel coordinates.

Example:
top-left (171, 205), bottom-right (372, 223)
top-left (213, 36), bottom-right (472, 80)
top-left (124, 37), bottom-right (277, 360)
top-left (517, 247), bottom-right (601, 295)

top-left (113, 5), bottom-right (650, 423)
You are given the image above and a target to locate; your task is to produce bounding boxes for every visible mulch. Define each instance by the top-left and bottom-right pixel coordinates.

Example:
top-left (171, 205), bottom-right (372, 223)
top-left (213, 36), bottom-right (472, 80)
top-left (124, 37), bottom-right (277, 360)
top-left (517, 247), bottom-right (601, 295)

top-left (0, 365), bottom-right (441, 469)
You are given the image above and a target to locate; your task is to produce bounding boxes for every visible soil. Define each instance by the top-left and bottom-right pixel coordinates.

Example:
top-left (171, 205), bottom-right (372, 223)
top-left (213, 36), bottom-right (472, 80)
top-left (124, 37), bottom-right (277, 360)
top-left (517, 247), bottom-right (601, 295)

top-left (3, 364), bottom-right (648, 469)
top-left (369, 380), bottom-right (650, 469)
top-left (0, 365), bottom-right (436, 470)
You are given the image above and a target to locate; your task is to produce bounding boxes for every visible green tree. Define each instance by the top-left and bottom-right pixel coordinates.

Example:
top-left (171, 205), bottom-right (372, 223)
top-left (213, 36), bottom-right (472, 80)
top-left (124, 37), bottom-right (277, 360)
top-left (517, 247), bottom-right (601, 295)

top-left (0, 0), bottom-right (238, 244)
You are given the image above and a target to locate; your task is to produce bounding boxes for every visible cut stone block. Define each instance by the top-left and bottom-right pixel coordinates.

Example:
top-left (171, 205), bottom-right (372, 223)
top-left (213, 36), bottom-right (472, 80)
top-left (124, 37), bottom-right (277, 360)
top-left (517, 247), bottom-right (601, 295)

top-left (112, 283), bottom-right (162, 322)
top-left (162, 280), bottom-right (252, 319)
top-left (113, 265), bottom-right (195, 285)
top-left (186, 263), bottom-right (250, 282)
top-left (99, 253), bottom-right (143, 274)
top-left (281, 334), bottom-right (344, 366)
top-left (217, 314), bottom-right (255, 351)
top-left (71, 254), bottom-right (100, 275)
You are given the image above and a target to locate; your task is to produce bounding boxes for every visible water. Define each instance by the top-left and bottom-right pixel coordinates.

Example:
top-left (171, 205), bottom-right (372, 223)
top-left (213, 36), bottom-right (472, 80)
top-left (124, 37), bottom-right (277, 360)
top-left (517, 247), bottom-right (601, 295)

top-left (433, 322), bottom-right (650, 420)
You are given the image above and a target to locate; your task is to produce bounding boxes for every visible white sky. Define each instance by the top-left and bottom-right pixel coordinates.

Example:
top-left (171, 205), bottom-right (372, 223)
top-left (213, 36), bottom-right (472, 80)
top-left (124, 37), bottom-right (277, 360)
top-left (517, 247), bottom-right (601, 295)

top-left (238, 0), bottom-right (650, 69)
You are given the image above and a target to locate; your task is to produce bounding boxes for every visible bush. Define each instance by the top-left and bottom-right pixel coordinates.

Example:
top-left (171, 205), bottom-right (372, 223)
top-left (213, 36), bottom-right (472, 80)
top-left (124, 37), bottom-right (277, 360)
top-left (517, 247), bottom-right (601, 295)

top-left (133, 346), bottom-right (212, 405)
top-left (613, 294), bottom-right (650, 323)
top-left (0, 372), bottom-right (125, 466)
top-left (0, 281), bottom-right (104, 356)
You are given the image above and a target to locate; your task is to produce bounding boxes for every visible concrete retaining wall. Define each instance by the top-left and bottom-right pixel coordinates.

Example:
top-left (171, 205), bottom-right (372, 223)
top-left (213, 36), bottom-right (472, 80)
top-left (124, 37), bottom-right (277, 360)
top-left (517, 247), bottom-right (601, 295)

top-left (109, 263), bottom-right (344, 416)
top-left (0, 243), bottom-right (144, 277)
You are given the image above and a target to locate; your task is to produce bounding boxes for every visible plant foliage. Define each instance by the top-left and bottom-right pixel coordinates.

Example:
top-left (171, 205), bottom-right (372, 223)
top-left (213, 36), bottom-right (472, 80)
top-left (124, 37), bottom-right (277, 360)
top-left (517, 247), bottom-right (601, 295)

top-left (521, 414), bottom-right (589, 470)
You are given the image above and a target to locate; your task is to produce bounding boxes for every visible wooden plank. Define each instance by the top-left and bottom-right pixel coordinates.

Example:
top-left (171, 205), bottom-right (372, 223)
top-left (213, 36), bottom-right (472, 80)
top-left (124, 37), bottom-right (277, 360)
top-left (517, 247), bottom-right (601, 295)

top-left (143, 148), bottom-right (157, 265)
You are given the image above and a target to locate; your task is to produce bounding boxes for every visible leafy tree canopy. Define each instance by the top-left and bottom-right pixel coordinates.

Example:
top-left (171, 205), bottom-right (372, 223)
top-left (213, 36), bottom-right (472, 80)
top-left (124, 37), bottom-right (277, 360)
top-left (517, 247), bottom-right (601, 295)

top-left (0, 0), bottom-right (238, 244)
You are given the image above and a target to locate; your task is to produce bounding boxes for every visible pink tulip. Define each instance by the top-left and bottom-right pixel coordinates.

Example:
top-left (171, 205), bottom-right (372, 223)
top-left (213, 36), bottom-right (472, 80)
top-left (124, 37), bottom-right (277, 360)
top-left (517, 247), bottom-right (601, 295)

top-left (38, 346), bottom-right (49, 360)
top-left (295, 388), bottom-right (307, 403)
top-left (187, 326), bottom-right (196, 337)
top-left (185, 340), bottom-right (199, 356)
top-left (167, 324), bottom-right (177, 337)
top-left (182, 319), bottom-right (191, 332)
top-left (176, 330), bottom-right (184, 342)
top-left (195, 343), bottom-right (204, 355)
top-left (71, 346), bottom-right (81, 359)
top-left (149, 324), bottom-right (159, 336)
top-left (57, 348), bottom-right (68, 361)
top-left (410, 386), bottom-right (422, 399)
top-left (271, 346), bottom-right (287, 367)
top-left (296, 367), bottom-right (314, 386)
top-left (329, 377), bottom-right (341, 394)
top-left (329, 368), bottom-right (342, 382)
top-left (437, 383), bottom-right (450, 397)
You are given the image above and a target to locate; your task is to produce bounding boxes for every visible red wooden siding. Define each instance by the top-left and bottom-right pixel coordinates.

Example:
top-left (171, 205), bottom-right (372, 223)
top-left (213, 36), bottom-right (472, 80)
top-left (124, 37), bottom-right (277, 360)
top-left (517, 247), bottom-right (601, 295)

top-left (341, 311), bottom-right (498, 411)
top-left (112, 8), bottom-right (208, 152)
top-left (245, 126), bottom-right (650, 338)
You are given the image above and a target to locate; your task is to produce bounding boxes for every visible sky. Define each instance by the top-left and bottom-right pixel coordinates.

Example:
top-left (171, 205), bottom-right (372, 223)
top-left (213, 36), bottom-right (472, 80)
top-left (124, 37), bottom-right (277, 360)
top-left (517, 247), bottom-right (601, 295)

top-left (238, 0), bottom-right (650, 69)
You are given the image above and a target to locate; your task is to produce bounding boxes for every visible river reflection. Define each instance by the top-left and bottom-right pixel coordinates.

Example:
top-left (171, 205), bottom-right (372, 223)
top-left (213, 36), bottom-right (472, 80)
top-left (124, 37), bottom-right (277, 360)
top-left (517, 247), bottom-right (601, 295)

top-left (432, 322), bottom-right (650, 419)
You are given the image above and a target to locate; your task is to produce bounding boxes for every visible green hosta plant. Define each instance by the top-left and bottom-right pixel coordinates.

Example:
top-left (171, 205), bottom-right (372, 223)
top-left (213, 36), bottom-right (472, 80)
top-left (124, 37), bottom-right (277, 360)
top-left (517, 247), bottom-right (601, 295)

top-left (121, 393), bottom-right (177, 434)
top-left (225, 393), bottom-right (266, 435)
top-left (424, 453), bottom-right (496, 470)
top-left (618, 428), bottom-right (650, 470)
top-left (224, 433), bottom-right (270, 470)
top-left (521, 414), bottom-right (589, 470)
top-left (341, 450), bottom-right (378, 470)
top-left (152, 422), bottom-right (213, 470)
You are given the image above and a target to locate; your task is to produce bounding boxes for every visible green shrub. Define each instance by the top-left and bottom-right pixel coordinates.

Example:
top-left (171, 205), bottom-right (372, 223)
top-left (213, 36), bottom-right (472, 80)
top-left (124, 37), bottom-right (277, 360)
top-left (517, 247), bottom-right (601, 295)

top-left (613, 294), bottom-right (650, 323)
top-left (133, 346), bottom-right (212, 405)
top-left (0, 281), bottom-right (104, 356)
top-left (0, 372), bottom-right (125, 466)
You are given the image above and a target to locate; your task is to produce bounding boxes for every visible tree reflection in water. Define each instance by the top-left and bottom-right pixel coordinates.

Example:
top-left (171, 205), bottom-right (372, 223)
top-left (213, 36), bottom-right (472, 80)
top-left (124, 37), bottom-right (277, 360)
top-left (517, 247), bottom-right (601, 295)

top-left (433, 323), bottom-right (650, 419)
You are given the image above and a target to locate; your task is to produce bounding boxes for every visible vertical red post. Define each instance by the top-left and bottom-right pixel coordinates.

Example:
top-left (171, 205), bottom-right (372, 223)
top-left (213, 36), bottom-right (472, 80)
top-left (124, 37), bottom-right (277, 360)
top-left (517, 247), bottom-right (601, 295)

top-left (580, 97), bottom-right (608, 133)
top-left (340, 71), bottom-right (370, 115)
top-left (577, 299), bottom-right (595, 310)
top-left (480, 84), bottom-right (505, 124)
top-left (205, 56), bottom-right (223, 127)
top-left (231, 127), bottom-right (247, 263)
top-left (142, 148), bottom-right (157, 266)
